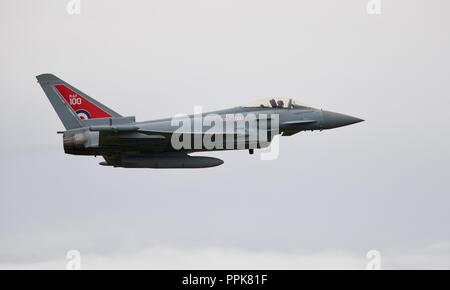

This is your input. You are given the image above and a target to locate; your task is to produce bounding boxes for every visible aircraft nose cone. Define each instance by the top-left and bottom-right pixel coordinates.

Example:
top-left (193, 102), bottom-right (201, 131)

top-left (321, 110), bottom-right (364, 129)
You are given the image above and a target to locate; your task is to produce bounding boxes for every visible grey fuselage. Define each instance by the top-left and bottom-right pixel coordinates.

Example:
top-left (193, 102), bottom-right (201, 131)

top-left (63, 105), bottom-right (362, 157)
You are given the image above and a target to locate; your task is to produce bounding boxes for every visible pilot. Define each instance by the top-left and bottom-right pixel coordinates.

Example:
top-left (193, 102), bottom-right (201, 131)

top-left (269, 99), bottom-right (277, 108)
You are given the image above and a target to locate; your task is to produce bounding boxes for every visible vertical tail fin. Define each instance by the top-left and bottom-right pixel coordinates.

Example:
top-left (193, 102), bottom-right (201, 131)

top-left (36, 74), bottom-right (122, 129)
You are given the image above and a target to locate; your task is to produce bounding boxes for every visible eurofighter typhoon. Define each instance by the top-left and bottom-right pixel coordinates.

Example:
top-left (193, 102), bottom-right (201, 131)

top-left (37, 74), bottom-right (363, 168)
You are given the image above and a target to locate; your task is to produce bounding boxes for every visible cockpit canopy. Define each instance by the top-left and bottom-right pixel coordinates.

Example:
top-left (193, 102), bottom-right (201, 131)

top-left (243, 97), bottom-right (311, 109)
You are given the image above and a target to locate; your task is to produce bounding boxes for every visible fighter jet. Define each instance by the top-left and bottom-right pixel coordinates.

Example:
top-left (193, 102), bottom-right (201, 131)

top-left (37, 74), bottom-right (363, 168)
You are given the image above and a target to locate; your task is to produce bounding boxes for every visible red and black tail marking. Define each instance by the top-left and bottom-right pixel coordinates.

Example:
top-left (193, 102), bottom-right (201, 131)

top-left (37, 73), bottom-right (122, 129)
top-left (54, 84), bottom-right (112, 120)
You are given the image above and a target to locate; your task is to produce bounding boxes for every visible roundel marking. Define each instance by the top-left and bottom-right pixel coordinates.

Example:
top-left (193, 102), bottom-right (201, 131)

top-left (76, 109), bottom-right (91, 120)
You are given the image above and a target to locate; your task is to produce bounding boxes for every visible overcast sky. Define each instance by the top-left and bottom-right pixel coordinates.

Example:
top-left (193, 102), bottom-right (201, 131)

top-left (1, 0), bottom-right (450, 269)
